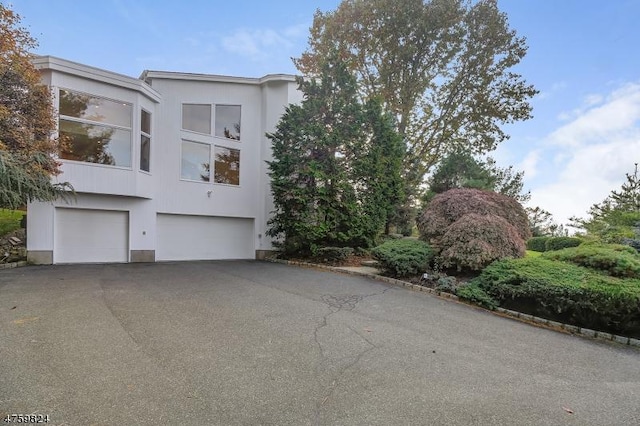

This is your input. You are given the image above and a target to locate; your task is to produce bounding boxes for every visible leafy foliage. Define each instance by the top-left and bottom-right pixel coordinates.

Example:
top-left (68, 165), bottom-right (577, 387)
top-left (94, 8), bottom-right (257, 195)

top-left (417, 188), bottom-right (530, 271)
top-left (472, 257), bottom-right (640, 336)
top-left (0, 4), bottom-right (72, 208)
top-left (295, 0), bottom-right (537, 187)
top-left (266, 57), bottom-right (405, 255)
top-left (544, 237), bottom-right (582, 251)
top-left (456, 283), bottom-right (498, 310)
top-left (424, 150), bottom-right (529, 204)
top-left (542, 245), bottom-right (640, 278)
top-left (437, 213), bottom-right (526, 271)
top-left (371, 239), bottom-right (433, 277)
top-left (526, 236), bottom-right (549, 252)
top-left (315, 247), bottom-right (354, 263)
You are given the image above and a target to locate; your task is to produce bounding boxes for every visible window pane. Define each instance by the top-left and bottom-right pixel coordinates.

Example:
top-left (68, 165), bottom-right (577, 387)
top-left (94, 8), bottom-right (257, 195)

top-left (214, 146), bottom-right (240, 185)
top-left (59, 89), bottom-right (132, 128)
top-left (59, 119), bottom-right (132, 167)
top-left (215, 105), bottom-right (241, 140)
top-left (141, 110), bottom-right (151, 134)
top-left (181, 141), bottom-right (210, 182)
top-left (182, 104), bottom-right (211, 134)
top-left (140, 135), bottom-right (150, 172)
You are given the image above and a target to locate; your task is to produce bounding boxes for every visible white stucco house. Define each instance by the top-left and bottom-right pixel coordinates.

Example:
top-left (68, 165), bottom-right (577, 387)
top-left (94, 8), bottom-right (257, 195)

top-left (26, 56), bottom-right (302, 264)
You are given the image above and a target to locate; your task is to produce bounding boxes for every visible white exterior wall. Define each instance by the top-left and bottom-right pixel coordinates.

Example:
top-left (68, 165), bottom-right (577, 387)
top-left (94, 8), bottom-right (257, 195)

top-left (27, 56), bottom-right (299, 264)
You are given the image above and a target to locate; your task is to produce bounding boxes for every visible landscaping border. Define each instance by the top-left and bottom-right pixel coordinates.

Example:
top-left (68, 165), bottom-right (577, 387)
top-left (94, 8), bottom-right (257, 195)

top-left (264, 257), bottom-right (640, 349)
top-left (0, 261), bottom-right (27, 270)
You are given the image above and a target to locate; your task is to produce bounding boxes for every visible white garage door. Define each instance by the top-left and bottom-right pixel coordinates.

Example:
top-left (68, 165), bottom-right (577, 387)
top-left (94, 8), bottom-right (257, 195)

top-left (157, 214), bottom-right (254, 261)
top-left (55, 208), bottom-right (129, 264)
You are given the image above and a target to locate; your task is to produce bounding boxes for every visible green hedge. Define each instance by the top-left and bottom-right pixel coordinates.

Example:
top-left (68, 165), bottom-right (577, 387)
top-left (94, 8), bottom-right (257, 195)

top-left (371, 239), bottom-right (433, 277)
top-left (315, 247), bottom-right (354, 263)
top-left (526, 236), bottom-right (550, 252)
top-left (542, 245), bottom-right (640, 278)
top-left (544, 236), bottom-right (582, 251)
top-left (471, 257), bottom-right (640, 336)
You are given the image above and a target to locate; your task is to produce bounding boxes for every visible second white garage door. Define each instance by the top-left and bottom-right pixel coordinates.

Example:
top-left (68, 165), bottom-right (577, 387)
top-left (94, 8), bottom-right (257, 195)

top-left (156, 214), bottom-right (254, 261)
top-left (54, 208), bottom-right (129, 264)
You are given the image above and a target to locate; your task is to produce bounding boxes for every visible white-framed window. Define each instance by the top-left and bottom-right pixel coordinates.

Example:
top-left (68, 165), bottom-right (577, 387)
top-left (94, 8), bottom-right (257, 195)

top-left (58, 89), bottom-right (133, 168)
top-left (181, 140), bottom-right (210, 182)
top-left (182, 104), bottom-right (211, 134)
top-left (215, 105), bottom-right (241, 141)
top-left (213, 146), bottom-right (240, 185)
top-left (140, 109), bottom-right (151, 172)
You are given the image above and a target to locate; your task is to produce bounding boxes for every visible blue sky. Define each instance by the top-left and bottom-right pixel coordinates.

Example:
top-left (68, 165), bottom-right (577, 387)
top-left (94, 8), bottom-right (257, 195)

top-left (8, 0), bottom-right (640, 227)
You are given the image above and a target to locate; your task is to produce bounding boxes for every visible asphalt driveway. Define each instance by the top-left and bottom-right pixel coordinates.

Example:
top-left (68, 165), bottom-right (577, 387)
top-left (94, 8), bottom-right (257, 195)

top-left (1, 261), bottom-right (639, 425)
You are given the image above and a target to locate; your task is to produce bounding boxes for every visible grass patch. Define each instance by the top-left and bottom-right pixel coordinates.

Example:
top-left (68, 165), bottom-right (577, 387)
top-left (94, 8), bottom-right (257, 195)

top-left (0, 210), bottom-right (25, 236)
top-left (525, 250), bottom-right (541, 258)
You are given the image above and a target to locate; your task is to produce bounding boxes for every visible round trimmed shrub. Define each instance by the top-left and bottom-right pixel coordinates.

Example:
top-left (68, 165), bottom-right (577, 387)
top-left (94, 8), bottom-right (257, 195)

top-left (417, 188), bottom-right (530, 271)
top-left (438, 214), bottom-right (526, 271)
top-left (544, 237), bottom-right (582, 251)
top-left (371, 239), bottom-right (433, 277)
top-left (526, 236), bottom-right (550, 252)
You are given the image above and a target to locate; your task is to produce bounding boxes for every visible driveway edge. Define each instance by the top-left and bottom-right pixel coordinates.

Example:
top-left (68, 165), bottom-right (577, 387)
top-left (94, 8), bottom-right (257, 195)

top-left (264, 258), bottom-right (640, 349)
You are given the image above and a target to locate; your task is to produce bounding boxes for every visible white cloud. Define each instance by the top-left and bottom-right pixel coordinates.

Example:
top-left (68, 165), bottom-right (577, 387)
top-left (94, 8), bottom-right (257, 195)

top-left (553, 83), bottom-right (640, 133)
top-left (528, 83), bottom-right (640, 226)
top-left (518, 150), bottom-right (540, 180)
top-left (221, 25), bottom-right (306, 61)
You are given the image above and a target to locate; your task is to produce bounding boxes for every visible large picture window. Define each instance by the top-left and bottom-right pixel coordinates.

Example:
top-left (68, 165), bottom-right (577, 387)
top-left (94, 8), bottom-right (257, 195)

top-left (214, 146), bottom-right (240, 185)
top-left (181, 140), bottom-right (210, 182)
top-left (58, 89), bottom-right (132, 167)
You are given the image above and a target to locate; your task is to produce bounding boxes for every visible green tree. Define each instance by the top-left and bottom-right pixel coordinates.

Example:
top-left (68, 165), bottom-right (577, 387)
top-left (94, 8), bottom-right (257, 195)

top-left (0, 4), bottom-right (71, 209)
top-left (570, 163), bottom-right (640, 243)
top-left (266, 57), bottom-right (405, 254)
top-left (295, 0), bottom-right (537, 186)
top-left (423, 150), bottom-right (529, 203)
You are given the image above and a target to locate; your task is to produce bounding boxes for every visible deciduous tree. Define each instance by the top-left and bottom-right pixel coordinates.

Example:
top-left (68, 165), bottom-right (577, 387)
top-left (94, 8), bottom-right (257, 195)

top-left (295, 0), bottom-right (537, 185)
top-left (0, 4), bottom-right (71, 209)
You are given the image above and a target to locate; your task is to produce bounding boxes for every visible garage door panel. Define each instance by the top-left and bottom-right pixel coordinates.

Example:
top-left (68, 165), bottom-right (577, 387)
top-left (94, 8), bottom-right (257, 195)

top-left (55, 209), bottom-right (128, 264)
top-left (157, 214), bottom-right (253, 261)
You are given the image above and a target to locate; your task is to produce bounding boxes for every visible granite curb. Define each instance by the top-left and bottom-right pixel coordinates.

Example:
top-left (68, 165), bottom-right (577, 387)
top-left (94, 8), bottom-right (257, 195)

top-left (265, 257), bottom-right (640, 349)
top-left (0, 260), bottom-right (27, 270)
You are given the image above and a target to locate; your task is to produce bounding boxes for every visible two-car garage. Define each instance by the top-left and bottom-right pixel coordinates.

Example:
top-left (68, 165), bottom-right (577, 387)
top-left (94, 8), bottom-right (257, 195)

top-left (52, 208), bottom-right (254, 264)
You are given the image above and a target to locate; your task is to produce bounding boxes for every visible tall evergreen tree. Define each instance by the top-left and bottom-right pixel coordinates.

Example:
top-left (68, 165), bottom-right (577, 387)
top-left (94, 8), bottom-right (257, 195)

top-left (266, 58), bottom-right (405, 254)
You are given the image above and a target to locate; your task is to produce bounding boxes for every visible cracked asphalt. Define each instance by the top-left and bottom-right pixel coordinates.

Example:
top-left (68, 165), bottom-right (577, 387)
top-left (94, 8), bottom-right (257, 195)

top-left (1, 261), bottom-right (639, 425)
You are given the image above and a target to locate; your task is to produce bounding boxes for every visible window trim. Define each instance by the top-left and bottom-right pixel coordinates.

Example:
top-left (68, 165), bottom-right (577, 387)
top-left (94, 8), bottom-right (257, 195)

top-left (140, 108), bottom-right (152, 173)
top-left (180, 139), bottom-right (211, 184)
top-left (181, 103), bottom-right (212, 135)
top-left (57, 87), bottom-right (134, 169)
top-left (214, 104), bottom-right (242, 142)
top-left (213, 144), bottom-right (241, 186)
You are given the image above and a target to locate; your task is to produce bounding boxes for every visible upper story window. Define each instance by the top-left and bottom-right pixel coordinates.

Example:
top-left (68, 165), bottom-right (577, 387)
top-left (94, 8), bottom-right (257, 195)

top-left (58, 89), bottom-right (132, 167)
top-left (215, 105), bottom-right (241, 140)
top-left (182, 104), bottom-right (211, 134)
top-left (140, 109), bottom-right (151, 172)
top-left (181, 103), bottom-right (241, 141)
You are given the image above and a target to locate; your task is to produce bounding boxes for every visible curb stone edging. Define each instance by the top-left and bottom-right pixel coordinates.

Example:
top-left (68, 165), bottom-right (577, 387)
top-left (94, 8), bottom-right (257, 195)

top-left (0, 261), bottom-right (27, 270)
top-left (264, 257), bottom-right (640, 349)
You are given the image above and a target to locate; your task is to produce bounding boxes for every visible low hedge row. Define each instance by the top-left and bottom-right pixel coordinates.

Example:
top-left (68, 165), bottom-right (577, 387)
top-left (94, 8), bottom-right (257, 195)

top-left (466, 257), bottom-right (640, 336)
top-left (542, 244), bottom-right (640, 278)
top-left (526, 236), bottom-right (582, 252)
top-left (371, 239), bottom-right (433, 277)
